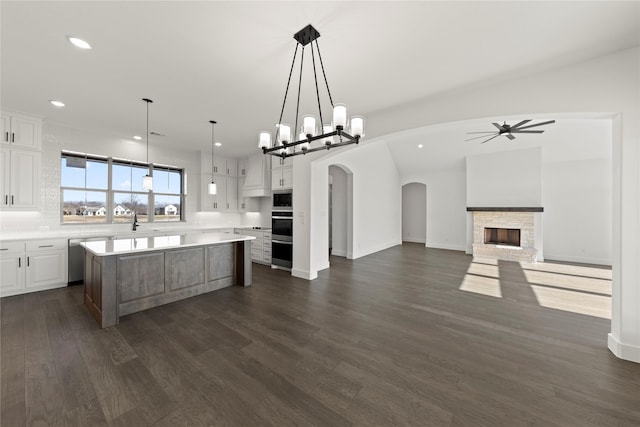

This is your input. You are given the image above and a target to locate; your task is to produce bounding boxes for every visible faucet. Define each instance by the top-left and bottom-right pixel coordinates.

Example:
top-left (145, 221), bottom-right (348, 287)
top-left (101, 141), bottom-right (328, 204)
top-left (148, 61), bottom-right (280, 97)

top-left (132, 212), bottom-right (138, 231)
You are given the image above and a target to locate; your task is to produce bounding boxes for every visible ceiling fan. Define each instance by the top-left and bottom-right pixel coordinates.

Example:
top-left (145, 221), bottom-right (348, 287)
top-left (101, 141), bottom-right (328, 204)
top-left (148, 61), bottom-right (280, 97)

top-left (466, 119), bottom-right (555, 144)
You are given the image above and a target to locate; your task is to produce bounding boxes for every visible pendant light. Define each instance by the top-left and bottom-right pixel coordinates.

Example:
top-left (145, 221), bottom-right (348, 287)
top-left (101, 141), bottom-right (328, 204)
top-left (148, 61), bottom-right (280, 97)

top-left (208, 120), bottom-right (217, 195)
top-left (142, 98), bottom-right (153, 191)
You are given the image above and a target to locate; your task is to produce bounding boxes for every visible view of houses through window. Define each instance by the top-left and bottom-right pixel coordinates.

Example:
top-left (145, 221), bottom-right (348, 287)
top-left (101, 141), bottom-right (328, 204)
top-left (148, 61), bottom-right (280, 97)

top-left (61, 152), bottom-right (184, 224)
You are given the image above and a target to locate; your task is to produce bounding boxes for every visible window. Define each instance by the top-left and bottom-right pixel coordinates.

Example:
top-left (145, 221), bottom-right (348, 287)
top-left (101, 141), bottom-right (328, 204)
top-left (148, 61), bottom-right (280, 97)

top-left (60, 151), bottom-right (185, 224)
top-left (61, 153), bottom-right (108, 224)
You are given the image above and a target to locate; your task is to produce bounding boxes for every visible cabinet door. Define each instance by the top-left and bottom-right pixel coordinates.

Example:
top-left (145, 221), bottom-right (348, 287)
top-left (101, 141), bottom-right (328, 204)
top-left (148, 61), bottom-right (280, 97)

top-left (26, 249), bottom-right (67, 289)
top-left (271, 168), bottom-right (283, 190)
top-left (226, 160), bottom-right (237, 177)
top-left (0, 114), bottom-right (9, 145)
top-left (237, 159), bottom-right (247, 177)
top-left (10, 150), bottom-right (40, 208)
top-left (10, 115), bottom-right (40, 149)
top-left (237, 176), bottom-right (246, 211)
top-left (0, 253), bottom-right (25, 295)
top-left (282, 167), bottom-right (293, 189)
top-left (213, 156), bottom-right (226, 175)
top-left (225, 176), bottom-right (237, 211)
top-left (0, 149), bottom-right (9, 206)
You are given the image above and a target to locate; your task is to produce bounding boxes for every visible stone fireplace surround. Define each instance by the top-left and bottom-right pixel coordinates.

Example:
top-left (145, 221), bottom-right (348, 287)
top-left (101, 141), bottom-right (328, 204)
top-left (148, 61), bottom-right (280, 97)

top-left (468, 207), bottom-right (543, 263)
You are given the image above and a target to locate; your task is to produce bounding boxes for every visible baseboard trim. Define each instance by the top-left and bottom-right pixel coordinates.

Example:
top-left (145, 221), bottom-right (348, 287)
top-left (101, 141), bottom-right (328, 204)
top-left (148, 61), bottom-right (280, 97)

top-left (544, 253), bottom-right (612, 267)
top-left (402, 238), bottom-right (426, 244)
top-left (331, 249), bottom-right (347, 257)
top-left (426, 242), bottom-right (466, 252)
top-left (292, 268), bottom-right (317, 281)
top-left (608, 333), bottom-right (640, 363)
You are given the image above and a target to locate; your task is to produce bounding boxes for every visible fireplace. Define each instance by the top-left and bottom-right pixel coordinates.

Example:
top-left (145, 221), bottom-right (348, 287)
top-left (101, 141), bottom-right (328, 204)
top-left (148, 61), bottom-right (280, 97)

top-left (484, 228), bottom-right (520, 247)
top-left (468, 207), bottom-right (543, 262)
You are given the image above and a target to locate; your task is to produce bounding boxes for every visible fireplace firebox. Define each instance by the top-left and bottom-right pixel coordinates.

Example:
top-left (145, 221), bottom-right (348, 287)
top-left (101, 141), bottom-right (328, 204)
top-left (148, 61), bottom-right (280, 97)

top-left (484, 227), bottom-right (521, 247)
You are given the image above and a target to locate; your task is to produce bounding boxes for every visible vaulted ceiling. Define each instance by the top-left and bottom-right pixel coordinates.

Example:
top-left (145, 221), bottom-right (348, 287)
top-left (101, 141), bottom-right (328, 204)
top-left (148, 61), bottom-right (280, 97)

top-left (2, 1), bottom-right (638, 159)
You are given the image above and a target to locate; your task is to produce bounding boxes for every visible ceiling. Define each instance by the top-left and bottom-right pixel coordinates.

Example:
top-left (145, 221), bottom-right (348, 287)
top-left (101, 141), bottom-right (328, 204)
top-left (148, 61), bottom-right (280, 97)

top-left (2, 1), bottom-right (638, 159)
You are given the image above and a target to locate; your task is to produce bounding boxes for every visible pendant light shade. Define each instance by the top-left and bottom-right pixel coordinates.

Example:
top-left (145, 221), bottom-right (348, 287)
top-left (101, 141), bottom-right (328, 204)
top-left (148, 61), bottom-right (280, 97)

top-left (208, 120), bottom-right (217, 195)
top-left (142, 98), bottom-right (153, 191)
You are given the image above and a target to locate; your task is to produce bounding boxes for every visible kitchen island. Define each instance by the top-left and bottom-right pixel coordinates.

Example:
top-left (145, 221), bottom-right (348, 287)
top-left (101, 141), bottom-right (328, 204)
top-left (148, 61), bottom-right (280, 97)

top-left (80, 232), bottom-right (254, 328)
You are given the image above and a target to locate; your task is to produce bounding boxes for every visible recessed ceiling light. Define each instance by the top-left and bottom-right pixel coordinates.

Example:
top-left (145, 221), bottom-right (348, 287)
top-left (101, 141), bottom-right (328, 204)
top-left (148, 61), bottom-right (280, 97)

top-left (133, 135), bottom-right (142, 140)
top-left (66, 36), bottom-right (92, 49)
top-left (418, 144), bottom-right (423, 148)
top-left (49, 100), bottom-right (65, 107)
top-left (215, 142), bottom-right (222, 147)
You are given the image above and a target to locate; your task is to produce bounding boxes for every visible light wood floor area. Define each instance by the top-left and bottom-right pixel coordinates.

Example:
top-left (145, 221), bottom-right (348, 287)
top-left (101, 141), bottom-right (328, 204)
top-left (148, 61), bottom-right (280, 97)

top-left (2, 244), bottom-right (639, 426)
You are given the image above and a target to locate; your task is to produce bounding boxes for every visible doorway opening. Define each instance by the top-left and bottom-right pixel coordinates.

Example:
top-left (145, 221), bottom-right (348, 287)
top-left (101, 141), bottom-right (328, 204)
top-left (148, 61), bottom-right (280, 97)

top-left (329, 165), bottom-right (353, 258)
top-left (402, 182), bottom-right (427, 244)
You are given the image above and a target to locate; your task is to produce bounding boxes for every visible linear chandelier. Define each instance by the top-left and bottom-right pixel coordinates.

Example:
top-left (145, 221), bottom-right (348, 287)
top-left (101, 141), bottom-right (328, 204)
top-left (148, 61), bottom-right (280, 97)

top-left (259, 24), bottom-right (364, 159)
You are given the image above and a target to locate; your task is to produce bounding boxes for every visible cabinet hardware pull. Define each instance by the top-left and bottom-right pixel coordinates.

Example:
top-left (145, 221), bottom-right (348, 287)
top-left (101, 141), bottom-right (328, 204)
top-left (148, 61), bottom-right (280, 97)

top-left (18, 257), bottom-right (21, 267)
top-left (38, 245), bottom-right (54, 248)
top-left (1, 248), bottom-right (8, 251)
top-left (11, 195), bottom-right (14, 205)
top-left (4, 132), bottom-right (8, 141)
top-left (4, 195), bottom-right (7, 205)
top-left (11, 133), bottom-right (15, 142)
top-left (27, 256), bottom-right (30, 267)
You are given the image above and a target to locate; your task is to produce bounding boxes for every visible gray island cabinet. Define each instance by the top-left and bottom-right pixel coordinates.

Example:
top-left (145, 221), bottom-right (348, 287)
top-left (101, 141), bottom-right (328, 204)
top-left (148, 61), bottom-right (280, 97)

top-left (80, 233), bottom-right (254, 328)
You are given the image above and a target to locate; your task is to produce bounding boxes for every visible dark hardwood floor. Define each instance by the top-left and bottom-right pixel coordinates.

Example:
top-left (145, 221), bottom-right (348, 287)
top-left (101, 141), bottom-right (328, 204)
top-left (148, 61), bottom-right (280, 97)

top-left (2, 244), bottom-right (639, 426)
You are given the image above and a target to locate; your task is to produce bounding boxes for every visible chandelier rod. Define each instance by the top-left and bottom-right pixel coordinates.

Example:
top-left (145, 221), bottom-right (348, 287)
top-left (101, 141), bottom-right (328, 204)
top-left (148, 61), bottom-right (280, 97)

top-left (310, 41), bottom-right (324, 129)
top-left (293, 45), bottom-right (305, 150)
top-left (314, 39), bottom-right (334, 108)
top-left (275, 43), bottom-right (300, 145)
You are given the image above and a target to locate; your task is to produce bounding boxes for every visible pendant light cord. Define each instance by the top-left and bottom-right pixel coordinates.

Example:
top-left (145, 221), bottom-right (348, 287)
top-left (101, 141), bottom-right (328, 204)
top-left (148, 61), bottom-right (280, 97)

top-left (210, 120), bottom-right (216, 179)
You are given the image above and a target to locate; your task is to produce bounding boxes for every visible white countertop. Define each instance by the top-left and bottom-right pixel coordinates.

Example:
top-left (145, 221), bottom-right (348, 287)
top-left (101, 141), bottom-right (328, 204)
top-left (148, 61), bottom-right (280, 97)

top-left (80, 232), bottom-right (255, 257)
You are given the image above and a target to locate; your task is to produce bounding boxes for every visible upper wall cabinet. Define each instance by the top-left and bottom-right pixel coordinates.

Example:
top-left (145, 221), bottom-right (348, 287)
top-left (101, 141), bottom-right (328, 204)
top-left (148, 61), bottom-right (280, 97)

top-left (0, 149), bottom-right (41, 210)
top-left (1, 110), bottom-right (41, 150)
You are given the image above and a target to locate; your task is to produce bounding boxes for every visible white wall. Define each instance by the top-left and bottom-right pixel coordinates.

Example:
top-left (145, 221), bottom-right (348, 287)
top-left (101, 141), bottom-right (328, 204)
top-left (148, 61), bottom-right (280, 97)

top-left (329, 165), bottom-right (348, 256)
top-left (364, 47), bottom-right (639, 362)
top-left (292, 140), bottom-right (401, 279)
top-left (466, 147), bottom-right (542, 207)
top-left (402, 183), bottom-right (426, 243)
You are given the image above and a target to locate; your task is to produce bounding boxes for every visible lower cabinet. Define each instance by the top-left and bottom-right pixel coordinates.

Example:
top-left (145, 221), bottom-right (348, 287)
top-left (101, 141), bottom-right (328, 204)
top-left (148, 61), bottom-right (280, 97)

top-left (0, 239), bottom-right (68, 297)
top-left (234, 229), bottom-right (271, 265)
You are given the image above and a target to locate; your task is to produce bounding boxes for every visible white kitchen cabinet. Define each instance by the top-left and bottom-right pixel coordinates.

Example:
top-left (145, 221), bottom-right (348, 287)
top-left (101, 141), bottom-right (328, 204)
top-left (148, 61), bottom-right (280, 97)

top-left (200, 175), bottom-right (237, 212)
top-left (0, 148), bottom-right (40, 209)
top-left (0, 239), bottom-right (67, 297)
top-left (237, 176), bottom-right (259, 212)
top-left (271, 165), bottom-right (293, 190)
top-left (1, 110), bottom-right (41, 150)
top-left (237, 159), bottom-right (247, 177)
top-left (234, 229), bottom-right (271, 264)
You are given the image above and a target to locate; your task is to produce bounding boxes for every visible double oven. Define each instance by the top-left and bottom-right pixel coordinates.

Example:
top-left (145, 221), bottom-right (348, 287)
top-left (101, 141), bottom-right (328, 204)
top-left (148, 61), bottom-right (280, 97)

top-left (272, 191), bottom-right (293, 269)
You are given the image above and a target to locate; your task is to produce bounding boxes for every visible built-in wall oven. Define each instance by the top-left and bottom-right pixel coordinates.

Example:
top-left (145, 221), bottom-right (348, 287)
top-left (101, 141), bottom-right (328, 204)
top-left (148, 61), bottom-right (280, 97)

top-left (272, 210), bottom-right (293, 268)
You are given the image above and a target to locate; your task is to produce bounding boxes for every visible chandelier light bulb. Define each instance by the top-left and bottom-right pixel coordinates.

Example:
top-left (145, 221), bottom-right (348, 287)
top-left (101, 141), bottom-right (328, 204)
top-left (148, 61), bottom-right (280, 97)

top-left (259, 131), bottom-right (271, 149)
top-left (277, 124), bottom-right (291, 145)
top-left (333, 104), bottom-right (347, 129)
top-left (303, 115), bottom-right (316, 137)
top-left (350, 116), bottom-right (364, 137)
top-left (323, 124), bottom-right (333, 145)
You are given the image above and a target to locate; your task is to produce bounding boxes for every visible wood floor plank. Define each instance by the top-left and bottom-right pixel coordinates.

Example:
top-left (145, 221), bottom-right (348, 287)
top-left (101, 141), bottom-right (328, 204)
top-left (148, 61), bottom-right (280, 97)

top-left (2, 244), bottom-right (639, 426)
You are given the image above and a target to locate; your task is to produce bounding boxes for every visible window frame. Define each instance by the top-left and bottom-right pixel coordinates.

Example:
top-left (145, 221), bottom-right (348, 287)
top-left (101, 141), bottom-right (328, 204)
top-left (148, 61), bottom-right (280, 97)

top-left (60, 151), bottom-right (186, 225)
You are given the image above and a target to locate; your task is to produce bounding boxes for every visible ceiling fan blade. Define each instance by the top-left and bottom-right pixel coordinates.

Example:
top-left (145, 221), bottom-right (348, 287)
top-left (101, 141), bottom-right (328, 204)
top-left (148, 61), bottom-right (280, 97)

top-left (492, 122), bottom-right (506, 132)
top-left (505, 134), bottom-right (516, 140)
top-left (509, 120), bottom-right (531, 130)
top-left (516, 120), bottom-right (556, 130)
top-left (480, 134), bottom-right (501, 144)
top-left (466, 131), bottom-right (497, 134)
top-left (465, 133), bottom-right (499, 141)
top-left (511, 130), bottom-right (544, 134)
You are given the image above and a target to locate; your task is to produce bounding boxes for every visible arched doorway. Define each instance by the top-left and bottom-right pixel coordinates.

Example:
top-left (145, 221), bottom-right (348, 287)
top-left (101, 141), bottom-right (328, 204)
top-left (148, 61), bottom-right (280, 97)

top-left (402, 182), bottom-right (426, 244)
